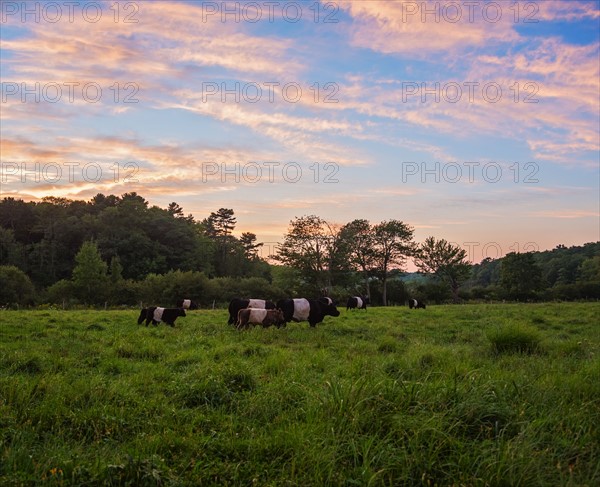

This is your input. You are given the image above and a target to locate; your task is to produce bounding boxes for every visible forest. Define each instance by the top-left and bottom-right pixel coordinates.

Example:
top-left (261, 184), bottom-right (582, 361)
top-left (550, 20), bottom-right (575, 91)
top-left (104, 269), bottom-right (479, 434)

top-left (0, 194), bottom-right (598, 307)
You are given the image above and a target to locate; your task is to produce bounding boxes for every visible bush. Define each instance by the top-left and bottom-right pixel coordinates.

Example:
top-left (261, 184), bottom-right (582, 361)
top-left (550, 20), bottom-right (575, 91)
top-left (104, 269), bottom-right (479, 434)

top-left (45, 279), bottom-right (76, 305)
top-left (0, 265), bottom-right (35, 306)
top-left (487, 324), bottom-right (542, 354)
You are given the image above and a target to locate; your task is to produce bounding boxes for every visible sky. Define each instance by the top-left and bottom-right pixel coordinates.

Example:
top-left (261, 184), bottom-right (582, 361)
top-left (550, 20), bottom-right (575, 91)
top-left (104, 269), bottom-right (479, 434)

top-left (1, 0), bottom-right (599, 266)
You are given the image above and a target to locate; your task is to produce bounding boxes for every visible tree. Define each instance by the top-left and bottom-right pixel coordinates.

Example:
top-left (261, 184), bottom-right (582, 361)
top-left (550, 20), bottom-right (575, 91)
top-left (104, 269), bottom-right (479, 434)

top-left (202, 209), bottom-right (240, 277)
top-left (109, 256), bottom-right (123, 284)
top-left (0, 227), bottom-right (24, 268)
top-left (0, 265), bottom-right (35, 306)
top-left (578, 255), bottom-right (600, 282)
top-left (204, 208), bottom-right (236, 237)
top-left (239, 232), bottom-right (263, 260)
top-left (72, 241), bottom-right (109, 305)
top-left (273, 215), bottom-right (341, 292)
top-left (372, 220), bottom-right (415, 306)
top-left (413, 237), bottom-right (472, 302)
top-left (167, 202), bottom-right (195, 223)
top-left (500, 252), bottom-right (542, 300)
top-left (339, 219), bottom-right (377, 299)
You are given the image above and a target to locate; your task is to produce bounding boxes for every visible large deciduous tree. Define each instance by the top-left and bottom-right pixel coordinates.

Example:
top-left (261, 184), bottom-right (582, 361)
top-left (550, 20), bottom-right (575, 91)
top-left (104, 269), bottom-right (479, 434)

top-left (371, 220), bottom-right (415, 306)
top-left (339, 219), bottom-right (377, 299)
top-left (500, 252), bottom-right (542, 300)
top-left (413, 237), bottom-right (471, 302)
top-left (72, 241), bottom-right (109, 305)
top-left (273, 215), bottom-right (342, 292)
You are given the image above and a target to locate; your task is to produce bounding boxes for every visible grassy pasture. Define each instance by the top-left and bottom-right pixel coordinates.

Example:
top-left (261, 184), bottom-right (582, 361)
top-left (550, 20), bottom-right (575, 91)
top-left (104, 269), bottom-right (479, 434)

top-left (0, 303), bottom-right (598, 486)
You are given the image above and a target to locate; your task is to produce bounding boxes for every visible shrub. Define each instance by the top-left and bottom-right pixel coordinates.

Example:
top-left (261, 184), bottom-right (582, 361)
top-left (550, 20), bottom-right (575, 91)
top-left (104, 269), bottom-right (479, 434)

top-left (487, 323), bottom-right (542, 354)
top-left (0, 265), bottom-right (35, 306)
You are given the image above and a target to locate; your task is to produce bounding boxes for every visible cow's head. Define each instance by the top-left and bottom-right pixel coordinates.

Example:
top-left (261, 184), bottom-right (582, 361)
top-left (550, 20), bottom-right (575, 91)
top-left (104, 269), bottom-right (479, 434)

top-left (178, 308), bottom-right (187, 317)
top-left (274, 308), bottom-right (285, 324)
top-left (323, 303), bottom-right (340, 317)
top-left (137, 308), bottom-right (147, 324)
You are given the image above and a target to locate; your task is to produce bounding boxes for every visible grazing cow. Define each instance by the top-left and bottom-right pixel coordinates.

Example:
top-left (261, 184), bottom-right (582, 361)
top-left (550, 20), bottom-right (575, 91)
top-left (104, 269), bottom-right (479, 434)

top-left (227, 298), bottom-right (276, 326)
top-left (346, 296), bottom-right (369, 311)
top-left (408, 299), bottom-right (426, 309)
top-left (318, 297), bottom-right (333, 306)
top-left (137, 307), bottom-right (186, 327)
top-left (276, 298), bottom-right (340, 328)
top-left (237, 308), bottom-right (286, 330)
top-left (176, 299), bottom-right (199, 310)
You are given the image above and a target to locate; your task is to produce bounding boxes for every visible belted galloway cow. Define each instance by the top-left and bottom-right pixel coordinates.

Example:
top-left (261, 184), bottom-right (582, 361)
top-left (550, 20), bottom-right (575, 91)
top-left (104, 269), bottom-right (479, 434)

top-left (276, 298), bottom-right (340, 328)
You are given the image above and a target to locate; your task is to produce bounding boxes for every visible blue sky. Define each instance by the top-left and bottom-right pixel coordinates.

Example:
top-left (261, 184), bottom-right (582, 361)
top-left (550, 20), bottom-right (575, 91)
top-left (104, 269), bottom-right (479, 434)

top-left (1, 0), bottom-right (599, 266)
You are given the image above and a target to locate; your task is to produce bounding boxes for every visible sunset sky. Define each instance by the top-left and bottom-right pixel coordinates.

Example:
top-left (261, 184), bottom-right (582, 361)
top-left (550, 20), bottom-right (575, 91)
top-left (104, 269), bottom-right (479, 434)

top-left (1, 0), bottom-right (599, 265)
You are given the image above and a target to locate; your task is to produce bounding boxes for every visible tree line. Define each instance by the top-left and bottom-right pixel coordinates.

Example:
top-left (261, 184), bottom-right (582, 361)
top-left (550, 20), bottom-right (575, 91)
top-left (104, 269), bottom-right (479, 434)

top-left (0, 194), bottom-right (598, 307)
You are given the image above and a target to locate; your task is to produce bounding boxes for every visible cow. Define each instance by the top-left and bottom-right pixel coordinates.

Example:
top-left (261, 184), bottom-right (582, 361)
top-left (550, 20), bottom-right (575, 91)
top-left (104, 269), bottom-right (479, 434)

top-left (176, 299), bottom-right (199, 310)
top-left (276, 298), bottom-right (340, 328)
top-left (137, 307), bottom-right (186, 327)
top-left (318, 297), bottom-right (333, 306)
top-left (237, 308), bottom-right (286, 330)
top-left (227, 298), bottom-right (276, 326)
top-left (346, 296), bottom-right (369, 311)
top-left (408, 299), bottom-right (426, 309)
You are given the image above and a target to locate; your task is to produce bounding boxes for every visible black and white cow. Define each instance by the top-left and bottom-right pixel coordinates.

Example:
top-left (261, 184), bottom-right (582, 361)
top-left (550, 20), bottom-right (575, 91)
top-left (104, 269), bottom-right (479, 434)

top-left (346, 296), bottom-right (369, 311)
top-left (227, 298), bottom-right (276, 326)
top-left (408, 299), bottom-right (426, 309)
top-left (276, 298), bottom-right (340, 328)
top-left (137, 307), bottom-right (186, 327)
top-left (237, 308), bottom-right (286, 330)
top-left (176, 299), bottom-right (199, 310)
top-left (318, 297), bottom-right (333, 306)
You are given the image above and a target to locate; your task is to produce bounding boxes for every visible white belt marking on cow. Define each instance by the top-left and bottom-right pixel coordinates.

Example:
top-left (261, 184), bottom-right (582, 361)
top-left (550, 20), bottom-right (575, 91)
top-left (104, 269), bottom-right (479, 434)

top-left (248, 299), bottom-right (266, 308)
top-left (356, 297), bottom-right (363, 308)
top-left (183, 299), bottom-right (191, 309)
top-left (293, 298), bottom-right (310, 321)
top-left (249, 308), bottom-right (268, 323)
top-left (153, 307), bottom-right (165, 322)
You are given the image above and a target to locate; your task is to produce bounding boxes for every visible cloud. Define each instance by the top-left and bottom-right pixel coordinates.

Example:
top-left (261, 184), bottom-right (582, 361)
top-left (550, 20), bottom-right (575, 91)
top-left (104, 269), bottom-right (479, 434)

top-left (338, 0), bottom-right (519, 56)
top-left (529, 210), bottom-right (599, 219)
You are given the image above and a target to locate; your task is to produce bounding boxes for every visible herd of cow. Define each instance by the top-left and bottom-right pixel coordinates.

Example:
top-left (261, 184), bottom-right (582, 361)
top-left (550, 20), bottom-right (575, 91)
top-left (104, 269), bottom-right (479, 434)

top-left (137, 296), bottom-right (427, 329)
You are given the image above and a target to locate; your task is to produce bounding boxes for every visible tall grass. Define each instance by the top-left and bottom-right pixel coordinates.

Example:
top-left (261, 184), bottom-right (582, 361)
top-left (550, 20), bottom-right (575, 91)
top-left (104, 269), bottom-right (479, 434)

top-left (0, 303), bottom-right (598, 485)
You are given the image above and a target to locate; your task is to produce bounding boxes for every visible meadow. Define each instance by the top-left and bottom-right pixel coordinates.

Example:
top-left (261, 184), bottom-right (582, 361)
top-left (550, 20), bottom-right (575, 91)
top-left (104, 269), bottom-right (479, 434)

top-left (1, 303), bottom-right (598, 486)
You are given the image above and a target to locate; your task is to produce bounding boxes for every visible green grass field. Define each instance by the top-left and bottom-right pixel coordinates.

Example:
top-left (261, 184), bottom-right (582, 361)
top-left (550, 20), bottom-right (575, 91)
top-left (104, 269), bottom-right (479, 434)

top-left (1, 303), bottom-right (598, 486)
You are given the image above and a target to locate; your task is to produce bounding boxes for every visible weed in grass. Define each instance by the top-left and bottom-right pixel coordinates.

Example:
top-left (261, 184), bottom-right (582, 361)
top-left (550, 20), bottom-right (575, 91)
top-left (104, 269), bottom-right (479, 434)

top-left (7, 354), bottom-right (44, 375)
top-left (106, 454), bottom-right (172, 486)
top-left (86, 323), bottom-right (105, 331)
top-left (531, 315), bottom-right (548, 325)
top-left (377, 337), bottom-right (399, 353)
top-left (487, 323), bottom-right (542, 355)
